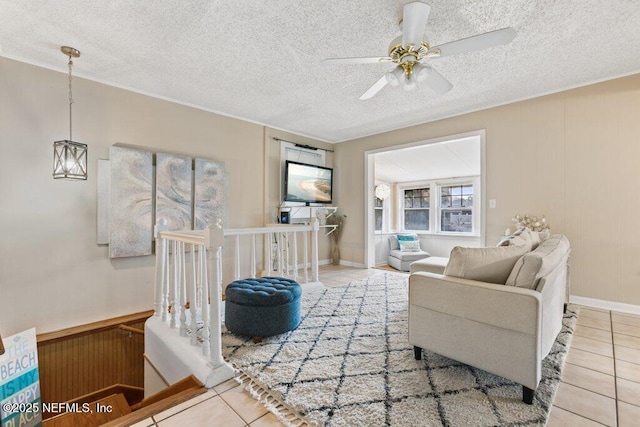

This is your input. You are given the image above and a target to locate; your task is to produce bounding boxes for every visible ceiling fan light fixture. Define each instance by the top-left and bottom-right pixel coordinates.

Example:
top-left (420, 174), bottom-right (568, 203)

top-left (414, 63), bottom-right (432, 83)
top-left (385, 66), bottom-right (405, 87)
top-left (385, 71), bottom-right (398, 87)
top-left (403, 73), bottom-right (417, 92)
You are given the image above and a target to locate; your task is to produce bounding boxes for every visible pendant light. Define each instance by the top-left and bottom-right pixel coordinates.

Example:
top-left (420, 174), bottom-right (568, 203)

top-left (53, 46), bottom-right (87, 180)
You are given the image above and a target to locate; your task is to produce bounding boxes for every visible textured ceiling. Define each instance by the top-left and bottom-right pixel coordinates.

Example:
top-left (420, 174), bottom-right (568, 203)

top-left (1, 0), bottom-right (639, 143)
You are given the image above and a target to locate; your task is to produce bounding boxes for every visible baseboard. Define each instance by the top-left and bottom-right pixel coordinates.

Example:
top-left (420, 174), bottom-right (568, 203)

top-left (339, 259), bottom-right (366, 268)
top-left (570, 295), bottom-right (640, 316)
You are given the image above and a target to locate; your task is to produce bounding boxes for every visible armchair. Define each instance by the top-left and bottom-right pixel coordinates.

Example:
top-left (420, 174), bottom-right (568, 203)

top-left (387, 234), bottom-right (430, 271)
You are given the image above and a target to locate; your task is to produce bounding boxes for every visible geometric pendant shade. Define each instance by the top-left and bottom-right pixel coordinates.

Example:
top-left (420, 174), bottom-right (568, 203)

top-left (53, 140), bottom-right (88, 180)
top-left (53, 46), bottom-right (87, 180)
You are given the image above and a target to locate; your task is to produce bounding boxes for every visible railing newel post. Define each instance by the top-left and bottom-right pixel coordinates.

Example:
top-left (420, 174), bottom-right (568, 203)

top-left (154, 219), bottom-right (169, 317)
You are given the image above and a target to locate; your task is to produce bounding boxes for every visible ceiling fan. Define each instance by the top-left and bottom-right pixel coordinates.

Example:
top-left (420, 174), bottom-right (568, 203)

top-left (322, 2), bottom-right (517, 100)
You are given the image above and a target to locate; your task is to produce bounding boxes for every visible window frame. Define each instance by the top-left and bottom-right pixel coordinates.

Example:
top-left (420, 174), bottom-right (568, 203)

top-left (400, 185), bottom-right (431, 232)
top-left (399, 176), bottom-right (480, 236)
top-left (374, 192), bottom-right (390, 233)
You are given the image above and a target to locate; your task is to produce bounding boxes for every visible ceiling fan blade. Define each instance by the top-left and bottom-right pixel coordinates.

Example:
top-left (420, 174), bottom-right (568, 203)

top-left (431, 27), bottom-right (517, 58)
top-left (322, 57), bottom-right (392, 65)
top-left (359, 75), bottom-right (388, 100)
top-left (424, 67), bottom-right (453, 94)
top-left (402, 2), bottom-right (431, 48)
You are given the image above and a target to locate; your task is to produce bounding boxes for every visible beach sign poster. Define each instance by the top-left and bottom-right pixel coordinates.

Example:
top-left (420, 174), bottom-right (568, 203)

top-left (0, 328), bottom-right (42, 427)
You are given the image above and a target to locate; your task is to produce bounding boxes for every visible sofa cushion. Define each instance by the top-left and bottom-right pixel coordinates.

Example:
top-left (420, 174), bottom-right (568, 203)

top-left (410, 256), bottom-right (449, 274)
top-left (444, 245), bottom-right (529, 284)
top-left (506, 234), bottom-right (570, 289)
top-left (399, 240), bottom-right (421, 252)
top-left (389, 249), bottom-right (430, 262)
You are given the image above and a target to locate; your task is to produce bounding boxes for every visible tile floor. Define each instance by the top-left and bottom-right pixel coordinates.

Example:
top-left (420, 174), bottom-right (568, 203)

top-left (136, 265), bottom-right (640, 426)
top-left (548, 304), bottom-right (640, 426)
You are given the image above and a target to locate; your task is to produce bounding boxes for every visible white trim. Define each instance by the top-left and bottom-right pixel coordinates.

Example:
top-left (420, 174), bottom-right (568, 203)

top-left (570, 295), bottom-right (640, 316)
top-left (338, 259), bottom-right (366, 269)
top-left (365, 154), bottom-right (376, 268)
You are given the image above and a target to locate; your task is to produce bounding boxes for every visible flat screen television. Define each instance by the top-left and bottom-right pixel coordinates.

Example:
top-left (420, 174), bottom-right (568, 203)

top-left (284, 160), bottom-right (333, 204)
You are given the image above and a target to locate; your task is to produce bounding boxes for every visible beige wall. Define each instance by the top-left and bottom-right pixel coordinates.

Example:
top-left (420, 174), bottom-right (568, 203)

top-left (335, 74), bottom-right (640, 306)
top-left (0, 58), bottom-right (324, 335)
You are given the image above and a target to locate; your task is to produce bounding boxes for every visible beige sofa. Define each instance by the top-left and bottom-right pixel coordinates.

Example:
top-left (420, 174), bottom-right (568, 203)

top-left (408, 233), bottom-right (570, 404)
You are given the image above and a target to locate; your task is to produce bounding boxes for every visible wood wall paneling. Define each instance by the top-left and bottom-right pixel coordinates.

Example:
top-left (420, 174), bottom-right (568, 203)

top-left (37, 312), bottom-right (152, 418)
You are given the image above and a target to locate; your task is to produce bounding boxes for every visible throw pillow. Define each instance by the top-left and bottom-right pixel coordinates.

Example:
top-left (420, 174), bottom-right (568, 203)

top-left (399, 240), bottom-right (421, 252)
top-left (496, 227), bottom-right (526, 247)
top-left (508, 228), bottom-right (542, 252)
top-left (506, 234), bottom-right (570, 289)
top-left (397, 234), bottom-right (417, 241)
top-left (444, 244), bottom-right (529, 284)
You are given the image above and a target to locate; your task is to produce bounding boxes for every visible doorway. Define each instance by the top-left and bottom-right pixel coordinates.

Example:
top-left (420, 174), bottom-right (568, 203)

top-left (364, 130), bottom-right (486, 268)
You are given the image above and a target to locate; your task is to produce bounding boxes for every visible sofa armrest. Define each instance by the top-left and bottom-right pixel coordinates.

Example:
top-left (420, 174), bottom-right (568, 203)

top-left (409, 272), bottom-right (542, 336)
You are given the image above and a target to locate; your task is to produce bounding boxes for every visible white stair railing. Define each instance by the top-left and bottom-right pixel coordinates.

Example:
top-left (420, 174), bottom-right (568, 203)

top-left (151, 218), bottom-right (320, 387)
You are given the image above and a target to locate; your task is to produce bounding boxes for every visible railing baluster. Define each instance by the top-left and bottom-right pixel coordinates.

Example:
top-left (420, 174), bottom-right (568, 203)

top-left (234, 235), bottom-right (240, 281)
top-left (201, 246), bottom-right (211, 357)
top-left (292, 232), bottom-right (299, 281)
top-left (161, 239), bottom-right (169, 321)
top-left (311, 218), bottom-right (319, 282)
top-left (170, 241), bottom-right (177, 328)
top-left (277, 232), bottom-right (284, 276)
top-left (266, 232), bottom-right (273, 276)
top-left (303, 230), bottom-right (309, 283)
top-left (190, 244), bottom-right (198, 345)
top-left (250, 234), bottom-right (256, 278)
top-left (179, 242), bottom-right (187, 336)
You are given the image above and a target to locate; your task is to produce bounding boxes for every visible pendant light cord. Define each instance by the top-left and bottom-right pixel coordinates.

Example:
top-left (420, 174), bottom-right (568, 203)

top-left (68, 57), bottom-right (74, 141)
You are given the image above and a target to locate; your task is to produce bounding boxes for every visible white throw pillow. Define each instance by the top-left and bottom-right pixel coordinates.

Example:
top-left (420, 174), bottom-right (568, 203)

top-left (444, 245), bottom-right (529, 284)
top-left (399, 240), bottom-right (421, 252)
top-left (508, 228), bottom-right (541, 251)
top-left (506, 234), bottom-right (570, 289)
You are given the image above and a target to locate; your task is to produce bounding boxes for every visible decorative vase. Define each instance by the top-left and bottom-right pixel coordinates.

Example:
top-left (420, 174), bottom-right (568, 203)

top-left (332, 244), bottom-right (340, 265)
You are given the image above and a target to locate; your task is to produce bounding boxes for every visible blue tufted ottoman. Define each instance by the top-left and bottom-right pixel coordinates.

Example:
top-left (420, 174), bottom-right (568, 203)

top-left (225, 277), bottom-right (302, 338)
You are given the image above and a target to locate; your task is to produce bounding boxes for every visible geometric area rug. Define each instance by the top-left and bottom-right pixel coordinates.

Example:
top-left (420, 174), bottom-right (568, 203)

top-left (222, 274), bottom-right (579, 427)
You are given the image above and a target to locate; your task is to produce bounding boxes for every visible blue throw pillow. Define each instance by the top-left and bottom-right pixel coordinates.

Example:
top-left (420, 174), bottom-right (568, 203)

top-left (397, 234), bottom-right (417, 242)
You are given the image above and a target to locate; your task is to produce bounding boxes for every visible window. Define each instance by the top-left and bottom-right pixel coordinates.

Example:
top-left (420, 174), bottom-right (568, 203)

top-left (399, 179), bottom-right (477, 234)
top-left (403, 187), bottom-right (430, 231)
top-left (374, 196), bottom-right (384, 231)
top-left (440, 184), bottom-right (473, 233)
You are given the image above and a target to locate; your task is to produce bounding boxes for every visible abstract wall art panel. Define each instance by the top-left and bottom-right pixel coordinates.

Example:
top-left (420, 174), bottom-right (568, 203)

top-left (155, 153), bottom-right (193, 231)
top-left (194, 158), bottom-right (226, 229)
top-left (109, 146), bottom-right (153, 258)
